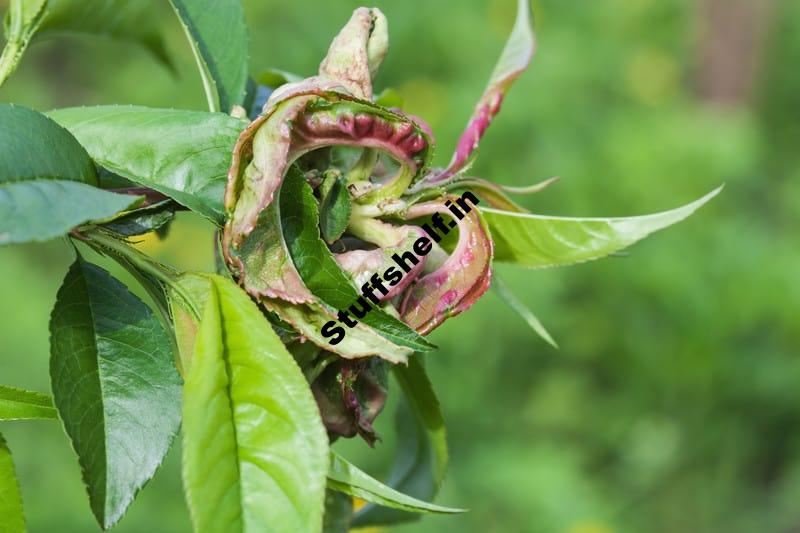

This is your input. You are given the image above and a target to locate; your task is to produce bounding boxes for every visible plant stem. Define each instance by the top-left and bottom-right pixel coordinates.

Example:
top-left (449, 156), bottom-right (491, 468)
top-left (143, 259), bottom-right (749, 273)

top-left (72, 229), bottom-right (198, 315)
top-left (74, 229), bottom-right (179, 285)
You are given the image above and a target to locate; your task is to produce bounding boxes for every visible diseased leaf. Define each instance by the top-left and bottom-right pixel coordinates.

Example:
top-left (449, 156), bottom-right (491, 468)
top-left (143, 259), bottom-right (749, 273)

top-left (328, 452), bottom-right (464, 516)
top-left (0, 385), bottom-right (57, 421)
top-left (416, 0), bottom-right (534, 188)
top-left (280, 167), bottom-right (435, 352)
top-left (0, 104), bottom-right (140, 244)
top-left (169, 0), bottom-right (249, 112)
top-left (48, 106), bottom-right (248, 224)
top-left (482, 187), bottom-right (723, 268)
top-left (401, 195), bottom-right (494, 334)
top-left (353, 355), bottom-right (449, 527)
top-left (180, 274), bottom-right (328, 533)
top-left (49, 256), bottom-right (182, 529)
top-left (319, 7), bottom-right (388, 99)
top-left (0, 433), bottom-right (25, 533)
top-left (492, 275), bottom-right (557, 348)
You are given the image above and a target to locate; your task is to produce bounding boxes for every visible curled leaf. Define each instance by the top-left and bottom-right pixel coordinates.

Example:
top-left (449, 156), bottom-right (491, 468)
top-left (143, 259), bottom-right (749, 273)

top-left (319, 8), bottom-right (388, 99)
top-left (401, 195), bottom-right (494, 334)
top-left (413, 0), bottom-right (534, 190)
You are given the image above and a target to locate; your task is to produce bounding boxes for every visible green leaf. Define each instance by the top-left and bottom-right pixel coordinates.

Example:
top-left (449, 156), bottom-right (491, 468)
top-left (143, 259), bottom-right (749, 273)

top-left (482, 187), bottom-right (723, 268)
top-left (328, 452), bottom-right (465, 516)
top-left (353, 355), bottom-right (449, 526)
top-left (168, 0), bottom-right (249, 113)
top-left (49, 256), bottom-right (182, 529)
top-left (0, 180), bottom-right (140, 245)
top-left (0, 385), bottom-right (57, 421)
top-left (280, 167), bottom-right (435, 352)
top-left (0, 104), bottom-right (97, 185)
top-left (0, 104), bottom-right (140, 244)
top-left (319, 175), bottom-right (351, 244)
top-left (180, 274), bottom-right (328, 533)
top-left (48, 106), bottom-right (248, 224)
top-left (492, 275), bottom-right (558, 348)
top-left (0, 433), bottom-right (25, 533)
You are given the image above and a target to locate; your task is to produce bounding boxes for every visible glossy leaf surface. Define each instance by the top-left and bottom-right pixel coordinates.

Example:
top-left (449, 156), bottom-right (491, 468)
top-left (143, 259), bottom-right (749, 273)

top-left (482, 187), bottom-right (723, 268)
top-left (181, 274), bottom-right (328, 533)
top-left (49, 256), bottom-right (182, 529)
top-left (0, 104), bottom-right (139, 244)
top-left (169, 0), bottom-right (249, 112)
top-left (49, 106), bottom-right (247, 223)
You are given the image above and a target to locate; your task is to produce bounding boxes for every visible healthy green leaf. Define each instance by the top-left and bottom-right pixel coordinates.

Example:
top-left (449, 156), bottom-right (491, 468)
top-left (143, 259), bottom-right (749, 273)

top-left (48, 106), bottom-right (248, 224)
top-left (168, 0), bottom-right (249, 113)
top-left (0, 385), bottom-right (57, 421)
top-left (0, 180), bottom-right (139, 245)
top-left (482, 187), bottom-right (723, 268)
top-left (0, 433), bottom-right (25, 533)
top-left (353, 355), bottom-right (449, 526)
top-left (328, 452), bottom-right (465, 516)
top-left (492, 275), bottom-right (558, 348)
top-left (319, 175), bottom-right (351, 244)
top-left (0, 104), bottom-right (97, 185)
top-left (49, 256), bottom-right (182, 529)
top-left (0, 104), bottom-right (140, 244)
top-left (181, 274), bottom-right (328, 533)
top-left (280, 167), bottom-right (435, 352)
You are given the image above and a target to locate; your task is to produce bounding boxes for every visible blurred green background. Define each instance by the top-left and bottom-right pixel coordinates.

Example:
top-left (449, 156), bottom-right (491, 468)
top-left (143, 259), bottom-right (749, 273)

top-left (2, 0), bottom-right (799, 531)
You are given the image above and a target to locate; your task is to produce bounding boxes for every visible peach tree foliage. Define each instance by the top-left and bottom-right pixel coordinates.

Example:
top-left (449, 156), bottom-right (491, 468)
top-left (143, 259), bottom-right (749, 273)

top-left (0, 0), bottom-right (719, 531)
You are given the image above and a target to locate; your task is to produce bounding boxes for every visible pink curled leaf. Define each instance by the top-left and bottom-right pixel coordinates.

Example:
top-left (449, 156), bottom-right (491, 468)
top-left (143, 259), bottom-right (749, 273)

top-left (400, 195), bottom-right (494, 334)
top-left (335, 220), bottom-right (427, 300)
top-left (416, 0), bottom-right (534, 189)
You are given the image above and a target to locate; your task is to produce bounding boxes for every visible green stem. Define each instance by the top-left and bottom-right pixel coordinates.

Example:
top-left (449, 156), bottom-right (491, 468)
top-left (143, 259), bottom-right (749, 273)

top-left (76, 229), bottom-right (179, 284)
top-left (72, 229), bottom-right (199, 321)
top-left (0, 40), bottom-right (22, 88)
top-left (0, 0), bottom-right (41, 89)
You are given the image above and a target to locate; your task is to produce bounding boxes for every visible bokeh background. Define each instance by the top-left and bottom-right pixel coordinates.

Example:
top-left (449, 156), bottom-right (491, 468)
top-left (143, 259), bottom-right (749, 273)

top-left (1, 0), bottom-right (799, 531)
